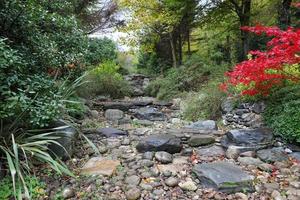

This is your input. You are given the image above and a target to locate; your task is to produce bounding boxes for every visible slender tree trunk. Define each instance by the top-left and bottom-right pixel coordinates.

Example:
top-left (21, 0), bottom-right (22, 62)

top-left (178, 33), bottom-right (183, 66)
top-left (239, 0), bottom-right (251, 61)
top-left (169, 32), bottom-right (177, 68)
top-left (187, 28), bottom-right (191, 56)
top-left (278, 0), bottom-right (292, 29)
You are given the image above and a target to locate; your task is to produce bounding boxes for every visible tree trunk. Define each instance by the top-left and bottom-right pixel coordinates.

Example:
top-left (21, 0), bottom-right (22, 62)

top-left (278, 0), bottom-right (292, 29)
top-left (169, 32), bottom-right (177, 68)
top-left (239, 0), bottom-right (251, 61)
top-left (178, 33), bottom-right (183, 66)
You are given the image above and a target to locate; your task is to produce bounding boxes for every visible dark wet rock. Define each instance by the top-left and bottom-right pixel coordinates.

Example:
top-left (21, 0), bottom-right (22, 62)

top-left (132, 107), bottom-right (166, 121)
top-left (186, 120), bottom-right (218, 130)
top-left (188, 135), bottom-right (215, 147)
top-left (257, 147), bottom-right (288, 163)
top-left (95, 101), bottom-right (133, 111)
top-left (98, 128), bottom-right (128, 137)
top-left (136, 134), bottom-right (182, 154)
top-left (104, 109), bottom-right (124, 121)
top-left (182, 148), bottom-right (193, 156)
top-left (196, 145), bottom-right (225, 157)
top-left (221, 128), bottom-right (274, 152)
top-left (155, 151), bottom-right (173, 164)
top-left (48, 121), bottom-right (78, 160)
top-left (193, 162), bottom-right (254, 193)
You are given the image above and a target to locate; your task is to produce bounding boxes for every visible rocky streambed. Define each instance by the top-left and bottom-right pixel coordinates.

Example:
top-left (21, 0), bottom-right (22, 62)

top-left (38, 96), bottom-right (300, 200)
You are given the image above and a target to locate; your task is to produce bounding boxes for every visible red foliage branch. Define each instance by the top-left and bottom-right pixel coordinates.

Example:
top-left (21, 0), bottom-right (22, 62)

top-left (221, 25), bottom-right (300, 96)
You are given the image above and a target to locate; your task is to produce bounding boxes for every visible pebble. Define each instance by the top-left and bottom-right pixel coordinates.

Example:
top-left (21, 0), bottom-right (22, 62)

top-left (125, 188), bottom-right (141, 200)
top-left (235, 192), bottom-right (248, 200)
top-left (125, 175), bottom-right (141, 186)
top-left (143, 151), bottom-right (154, 160)
top-left (62, 187), bottom-right (75, 199)
top-left (226, 146), bottom-right (240, 159)
top-left (178, 181), bottom-right (197, 191)
top-left (165, 177), bottom-right (179, 187)
top-left (155, 151), bottom-right (173, 164)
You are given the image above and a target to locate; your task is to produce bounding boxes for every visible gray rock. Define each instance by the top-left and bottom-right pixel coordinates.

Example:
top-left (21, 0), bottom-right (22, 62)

top-left (97, 128), bottom-right (128, 137)
top-left (225, 146), bottom-right (240, 159)
top-left (165, 177), bottom-right (179, 187)
top-left (186, 120), bottom-right (217, 130)
top-left (257, 147), bottom-right (288, 163)
top-left (143, 151), bottom-right (154, 160)
top-left (139, 159), bottom-right (154, 167)
top-left (133, 119), bottom-right (153, 126)
top-left (238, 157), bottom-right (263, 166)
top-left (140, 183), bottom-right (153, 191)
top-left (155, 151), bottom-right (173, 164)
top-left (251, 102), bottom-right (266, 114)
top-left (131, 97), bottom-right (154, 106)
top-left (182, 148), bottom-right (193, 156)
top-left (90, 110), bottom-right (99, 118)
top-left (221, 98), bottom-right (234, 113)
top-left (132, 107), bottom-right (166, 121)
top-left (97, 101), bottom-right (133, 111)
top-left (48, 121), bottom-right (78, 160)
top-left (291, 152), bottom-right (300, 161)
top-left (125, 175), bottom-right (141, 186)
top-left (221, 128), bottom-right (274, 152)
top-left (196, 145), bottom-right (225, 157)
top-left (188, 135), bottom-right (215, 147)
top-left (105, 109), bottom-right (124, 121)
top-left (193, 162), bottom-right (254, 193)
top-left (136, 134), bottom-right (182, 154)
top-left (62, 187), bottom-right (75, 199)
top-left (125, 188), bottom-right (141, 200)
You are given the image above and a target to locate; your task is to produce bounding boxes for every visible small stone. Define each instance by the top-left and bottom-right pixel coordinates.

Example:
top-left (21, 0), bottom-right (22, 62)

top-left (90, 110), bottom-right (99, 118)
top-left (237, 157), bottom-right (263, 166)
top-left (165, 177), bottom-right (179, 187)
top-left (62, 187), bottom-right (75, 199)
top-left (98, 146), bottom-right (108, 154)
top-left (140, 159), bottom-right (154, 167)
top-left (105, 109), bottom-right (124, 121)
top-left (178, 181), bottom-right (197, 191)
top-left (226, 146), bottom-right (240, 159)
top-left (163, 170), bottom-right (172, 177)
top-left (264, 182), bottom-right (280, 194)
top-left (125, 188), bottom-right (141, 200)
top-left (122, 138), bottom-right (131, 145)
top-left (143, 152), bottom-right (154, 160)
top-left (140, 183), bottom-right (153, 191)
top-left (258, 163), bottom-right (274, 172)
top-left (81, 157), bottom-right (120, 176)
top-left (271, 190), bottom-right (284, 200)
top-left (290, 181), bottom-right (300, 189)
top-left (125, 175), bottom-right (141, 186)
top-left (235, 192), bottom-right (248, 200)
top-left (240, 151), bottom-right (255, 157)
top-left (182, 148), bottom-right (193, 156)
top-left (155, 151), bottom-right (173, 164)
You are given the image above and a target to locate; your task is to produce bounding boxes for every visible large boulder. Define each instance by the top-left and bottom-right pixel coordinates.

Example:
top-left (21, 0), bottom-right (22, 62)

top-left (193, 162), bottom-right (254, 193)
top-left (48, 121), bottom-right (78, 160)
top-left (136, 134), bottom-right (182, 154)
top-left (186, 120), bottom-right (218, 130)
top-left (221, 128), bottom-right (274, 152)
top-left (132, 107), bottom-right (166, 121)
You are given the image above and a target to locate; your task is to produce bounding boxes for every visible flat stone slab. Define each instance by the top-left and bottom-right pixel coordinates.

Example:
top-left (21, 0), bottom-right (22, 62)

top-left (132, 107), bottom-right (166, 121)
top-left (196, 145), bottom-right (225, 157)
top-left (188, 135), bottom-right (215, 147)
top-left (186, 120), bottom-right (218, 130)
top-left (98, 128), bottom-right (128, 137)
top-left (136, 134), bottom-right (182, 154)
top-left (221, 128), bottom-right (274, 151)
top-left (95, 101), bottom-right (133, 111)
top-left (81, 157), bottom-right (120, 176)
top-left (193, 162), bottom-right (254, 193)
top-left (257, 147), bottom-right (288, 163)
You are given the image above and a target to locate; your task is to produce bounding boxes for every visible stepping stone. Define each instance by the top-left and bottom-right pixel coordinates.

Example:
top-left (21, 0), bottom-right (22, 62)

top-left (136, 134), bottom-right (182, 154)
top-left (188, 135), bottom-right (215, 147)
top-left (131, 97), bottom-right (154, 106)
top-left (196, 145), bottom-right (225, 157)
top-left (257, 147), bottom-right (288, 163)
top-left (98, 127), bottom-right (128, 137)
top-left (81, 157), bottom-right (120, 176)
top-left (186, 120), bottom-right (218, 130)
top-left (105, 109), bottom-right (124, 121)
top-left (95, 101), bottom-right (133, 111)
top-left (193, 162), bottom-right (254, 193)
top-left (221, 128), bottom-right (274, 152)
top-left (132, 107), bottom-right (166, 121)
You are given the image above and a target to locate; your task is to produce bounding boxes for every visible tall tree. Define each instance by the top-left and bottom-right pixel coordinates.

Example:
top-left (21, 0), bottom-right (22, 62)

top-left (278, 0), bottom-right (292, 29)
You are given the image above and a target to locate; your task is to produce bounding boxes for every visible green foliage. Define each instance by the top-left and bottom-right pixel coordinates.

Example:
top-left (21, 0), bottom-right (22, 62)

top-left (146, 55), bottom-right (228, 100)
top-left (0, 176), bottom-right (46, 199)
top-left (85, 37), bottom-right (117, 66)
top-left (263, 84), bottom-right (300, 143)
top-left (77, 61), bottom-right (132, 99)
top-left (182, 80), bottom-right (225, 121)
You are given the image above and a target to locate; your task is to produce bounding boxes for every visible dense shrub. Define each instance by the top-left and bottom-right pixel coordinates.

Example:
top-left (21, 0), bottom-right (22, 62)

top-left (77, 61), bottom-right (132, 99)
top-left (182, 80), bottom-right (225, 121)
top-left (85, 37), bottom-right (117, 66)
top-left (264, 84), bottom-right (300, 143)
